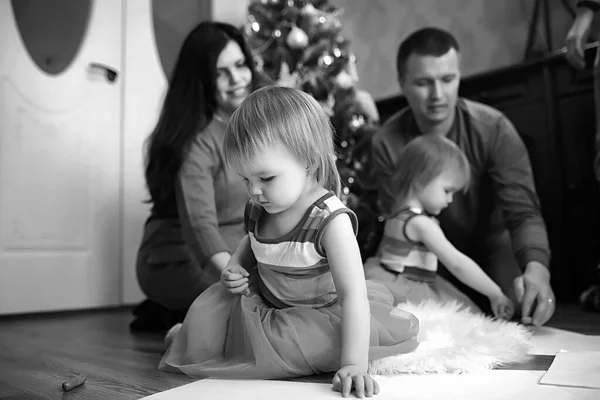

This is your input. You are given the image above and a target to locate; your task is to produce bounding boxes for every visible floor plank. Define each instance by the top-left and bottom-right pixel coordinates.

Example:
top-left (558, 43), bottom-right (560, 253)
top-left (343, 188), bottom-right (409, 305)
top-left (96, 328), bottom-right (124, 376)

top-left (0, 303), bottom-right (599, 399)
top-left (0, 308), bottom-right (195, 399)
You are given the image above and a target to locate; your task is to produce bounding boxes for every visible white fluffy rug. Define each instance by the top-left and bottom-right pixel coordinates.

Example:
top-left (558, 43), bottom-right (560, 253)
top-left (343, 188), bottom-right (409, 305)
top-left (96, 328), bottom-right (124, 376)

top-left (369, 300), bottom-right (533, 375)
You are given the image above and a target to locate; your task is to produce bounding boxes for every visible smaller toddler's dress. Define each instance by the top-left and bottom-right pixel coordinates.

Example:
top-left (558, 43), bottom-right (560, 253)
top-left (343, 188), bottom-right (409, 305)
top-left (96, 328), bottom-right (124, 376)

top-left (159, 192), bottom-right (419, 379)
top-left (364, 207), bottom-right (481, 312)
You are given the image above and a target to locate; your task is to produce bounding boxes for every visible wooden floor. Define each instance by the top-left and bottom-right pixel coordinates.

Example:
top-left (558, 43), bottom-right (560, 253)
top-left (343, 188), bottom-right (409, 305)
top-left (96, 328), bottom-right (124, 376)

top-left (0, 303), bottom-right (599, 400)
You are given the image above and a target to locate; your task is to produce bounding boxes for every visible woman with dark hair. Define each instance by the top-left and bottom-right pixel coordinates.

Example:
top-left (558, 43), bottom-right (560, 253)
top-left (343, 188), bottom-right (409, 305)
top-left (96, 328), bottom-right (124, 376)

top-left (131, 21), bottom-right (267, 331)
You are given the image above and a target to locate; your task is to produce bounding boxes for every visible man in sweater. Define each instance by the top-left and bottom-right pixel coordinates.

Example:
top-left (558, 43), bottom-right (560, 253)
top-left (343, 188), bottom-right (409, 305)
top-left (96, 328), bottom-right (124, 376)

top-left (369, 27), bottom-right (555, 326)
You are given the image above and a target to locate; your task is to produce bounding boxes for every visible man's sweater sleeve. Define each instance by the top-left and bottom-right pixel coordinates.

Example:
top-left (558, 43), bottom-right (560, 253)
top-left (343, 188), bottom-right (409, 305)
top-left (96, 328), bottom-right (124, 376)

top-left (488, 116), bottom-right (551, 269)
top-left (176, 136), bottom-right (230, 267)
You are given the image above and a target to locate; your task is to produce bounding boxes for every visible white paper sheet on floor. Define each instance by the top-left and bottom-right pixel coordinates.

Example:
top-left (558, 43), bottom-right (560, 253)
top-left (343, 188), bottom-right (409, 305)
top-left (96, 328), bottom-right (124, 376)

top-left (143, 327), bottom-right (600, 400)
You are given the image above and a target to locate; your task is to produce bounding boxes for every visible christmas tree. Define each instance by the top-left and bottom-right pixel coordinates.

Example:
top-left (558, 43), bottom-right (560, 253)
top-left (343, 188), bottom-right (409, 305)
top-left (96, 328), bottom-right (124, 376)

top-left (243, 0), bottom-right (383, 258)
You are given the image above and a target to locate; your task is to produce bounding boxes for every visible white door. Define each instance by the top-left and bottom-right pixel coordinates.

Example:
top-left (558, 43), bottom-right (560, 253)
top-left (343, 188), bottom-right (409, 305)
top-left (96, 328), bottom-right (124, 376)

top-left (0, 0), bottom-right (122, 315)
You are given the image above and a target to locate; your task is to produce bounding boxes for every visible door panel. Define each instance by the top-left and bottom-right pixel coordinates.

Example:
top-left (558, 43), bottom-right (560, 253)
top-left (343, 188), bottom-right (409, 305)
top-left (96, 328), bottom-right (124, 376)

top-left (0, 0), bottom-right (122, 314)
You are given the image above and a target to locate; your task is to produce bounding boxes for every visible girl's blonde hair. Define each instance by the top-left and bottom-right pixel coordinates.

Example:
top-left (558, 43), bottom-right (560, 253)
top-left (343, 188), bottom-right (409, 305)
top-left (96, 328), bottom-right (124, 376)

top-left (388, 134), bottom-right (470, 217)
top-left (223, 85), bottom-right (341, 196)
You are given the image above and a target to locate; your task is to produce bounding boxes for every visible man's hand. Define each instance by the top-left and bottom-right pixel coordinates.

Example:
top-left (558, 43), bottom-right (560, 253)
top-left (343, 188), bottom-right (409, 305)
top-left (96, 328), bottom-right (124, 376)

top-left (220, 265), bottom-right (250, 295)
top-left (565, 8), bottom-right (595, 70)
top-left (514, 261), bottom-right (555, 326)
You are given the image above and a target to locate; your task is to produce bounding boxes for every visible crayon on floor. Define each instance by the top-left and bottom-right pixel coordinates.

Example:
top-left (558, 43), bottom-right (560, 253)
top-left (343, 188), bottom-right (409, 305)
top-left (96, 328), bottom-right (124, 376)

top-left (61, 374), bottom-right (87, 392)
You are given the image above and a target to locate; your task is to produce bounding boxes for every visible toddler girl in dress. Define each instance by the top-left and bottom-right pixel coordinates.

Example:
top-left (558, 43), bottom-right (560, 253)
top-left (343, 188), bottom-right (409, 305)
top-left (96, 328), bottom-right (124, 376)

top-left (159, 86), bottom-right (419, 398)
top-left (367, 134), bottom-right (514, 320)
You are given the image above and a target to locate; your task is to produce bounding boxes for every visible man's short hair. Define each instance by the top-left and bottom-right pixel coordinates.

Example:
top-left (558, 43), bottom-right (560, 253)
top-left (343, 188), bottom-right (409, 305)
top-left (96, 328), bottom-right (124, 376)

top-left (396, 27), bottom-right (460, 80)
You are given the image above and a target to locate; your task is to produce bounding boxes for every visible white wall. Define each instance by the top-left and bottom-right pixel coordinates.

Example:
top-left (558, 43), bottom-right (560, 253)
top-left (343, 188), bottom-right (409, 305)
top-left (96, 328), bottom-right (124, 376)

top-left (212, 0), bottom-right (249, 27)
top-left (331, 0), bottom-right (578, 99)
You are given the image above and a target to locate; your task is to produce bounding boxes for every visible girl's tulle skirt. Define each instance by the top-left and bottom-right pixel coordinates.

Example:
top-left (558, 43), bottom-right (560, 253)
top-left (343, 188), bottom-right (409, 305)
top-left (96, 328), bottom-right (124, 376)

top-left (159, 279), bottom-right (419, 379)
top-left (363, 256), bottom-right (482, 314)
top-left (364, 257), bottom-right (482, 313)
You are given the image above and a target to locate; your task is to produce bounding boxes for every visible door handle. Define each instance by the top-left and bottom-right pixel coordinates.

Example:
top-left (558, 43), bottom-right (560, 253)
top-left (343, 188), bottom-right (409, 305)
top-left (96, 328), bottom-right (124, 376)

top-left (88, 62), bottom-right (118, 83)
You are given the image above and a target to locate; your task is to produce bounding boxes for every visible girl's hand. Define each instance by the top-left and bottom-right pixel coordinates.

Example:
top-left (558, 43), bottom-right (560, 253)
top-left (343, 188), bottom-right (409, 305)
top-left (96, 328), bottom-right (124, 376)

top-left (490, 294), bottom-right (515, 320)
top-left (220, 265), bottom-right (250, 295)
top-left (332, 365), bottom-right (379, 398)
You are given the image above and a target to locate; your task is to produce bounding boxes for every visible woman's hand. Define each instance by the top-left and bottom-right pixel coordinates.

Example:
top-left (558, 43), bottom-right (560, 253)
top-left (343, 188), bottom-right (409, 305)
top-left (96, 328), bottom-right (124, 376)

top-left (332, 365), bottom-right (379, 398)
top-left (220, 265), bottom-right (250, 295)
top-left (489, 293), bottom-right (515, 320)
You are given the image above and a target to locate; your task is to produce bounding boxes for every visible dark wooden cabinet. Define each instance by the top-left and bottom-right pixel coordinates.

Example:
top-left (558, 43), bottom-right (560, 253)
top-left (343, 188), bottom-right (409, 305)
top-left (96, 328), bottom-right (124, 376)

top-left (376, 45), bottom-right (600, 301)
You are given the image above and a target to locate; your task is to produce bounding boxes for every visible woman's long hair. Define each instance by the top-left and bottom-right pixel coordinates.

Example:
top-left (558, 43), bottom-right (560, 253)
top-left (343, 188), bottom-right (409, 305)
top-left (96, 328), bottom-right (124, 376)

top-left (144, 21), bottom-right (261, 210)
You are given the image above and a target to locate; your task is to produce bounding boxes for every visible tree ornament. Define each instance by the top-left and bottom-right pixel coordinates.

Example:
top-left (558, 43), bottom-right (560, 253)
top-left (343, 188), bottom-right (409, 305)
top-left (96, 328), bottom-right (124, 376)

top-left (286, 26), bottom-right (309, 49)
top-left (302, 3), bottom-right (319, 16)
top-left (334, 70), bottom-right (354, 90)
